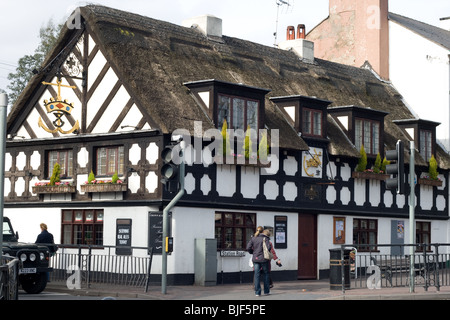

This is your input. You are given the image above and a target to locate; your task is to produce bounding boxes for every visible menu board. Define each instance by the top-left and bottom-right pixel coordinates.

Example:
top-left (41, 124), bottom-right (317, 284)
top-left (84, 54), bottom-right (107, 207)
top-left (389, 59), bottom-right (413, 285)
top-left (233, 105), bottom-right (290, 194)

top-left (116, 219), bottom-right (132, 255)
top-left (148, 211), bottom-right (170, 255)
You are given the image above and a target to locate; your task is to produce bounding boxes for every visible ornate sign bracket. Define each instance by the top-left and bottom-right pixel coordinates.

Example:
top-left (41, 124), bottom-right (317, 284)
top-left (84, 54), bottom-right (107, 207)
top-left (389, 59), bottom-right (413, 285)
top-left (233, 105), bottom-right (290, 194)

top-left (39, 71), bottom-right (79, 134)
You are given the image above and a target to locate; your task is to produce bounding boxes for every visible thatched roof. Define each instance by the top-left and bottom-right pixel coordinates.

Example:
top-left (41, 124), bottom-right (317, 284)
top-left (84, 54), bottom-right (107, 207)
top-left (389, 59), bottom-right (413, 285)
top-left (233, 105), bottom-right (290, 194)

top-left (8, 5), bottom-right (450, 169)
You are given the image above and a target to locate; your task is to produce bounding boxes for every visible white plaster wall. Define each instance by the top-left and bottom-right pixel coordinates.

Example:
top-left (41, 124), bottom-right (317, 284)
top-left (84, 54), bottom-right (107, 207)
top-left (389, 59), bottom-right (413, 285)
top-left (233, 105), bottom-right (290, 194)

top-left (389, 21), bottom-right (450, 150)
top-left (216, 165), bottom-right (236, 197)
top-left (168, 207), bottom-right (298, 276)
top-left (241, 166), bottom-right (259, 199)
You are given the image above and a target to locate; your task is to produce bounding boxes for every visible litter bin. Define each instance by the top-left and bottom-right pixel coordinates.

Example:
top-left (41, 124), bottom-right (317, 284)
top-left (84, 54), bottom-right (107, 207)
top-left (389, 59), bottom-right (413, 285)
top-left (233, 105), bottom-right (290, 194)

top-left (329, 248), bottom-right (351, 290)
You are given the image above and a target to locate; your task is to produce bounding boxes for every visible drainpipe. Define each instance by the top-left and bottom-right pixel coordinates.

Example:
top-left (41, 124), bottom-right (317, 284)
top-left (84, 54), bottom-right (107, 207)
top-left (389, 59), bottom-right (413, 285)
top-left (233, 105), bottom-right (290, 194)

top-left (0, 93), bottom-right (8, 262)
top-left (409, 141), bottom-right (415, 293)
top-left (161, 139), bottom-right (185, 294)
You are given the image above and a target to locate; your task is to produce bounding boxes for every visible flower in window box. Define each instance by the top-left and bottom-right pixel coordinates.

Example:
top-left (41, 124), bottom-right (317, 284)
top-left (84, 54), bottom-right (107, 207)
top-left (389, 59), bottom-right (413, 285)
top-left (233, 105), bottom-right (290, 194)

top-left (83, 171), bottom-right (124, 185)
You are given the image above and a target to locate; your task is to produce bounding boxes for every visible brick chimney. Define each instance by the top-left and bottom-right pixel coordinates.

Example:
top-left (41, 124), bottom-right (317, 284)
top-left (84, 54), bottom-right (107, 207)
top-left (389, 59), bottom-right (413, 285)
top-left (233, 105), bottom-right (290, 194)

top-left (307, 0), bottom-right (389, 79)
top-left (278, 24), bottom-right (314, 63)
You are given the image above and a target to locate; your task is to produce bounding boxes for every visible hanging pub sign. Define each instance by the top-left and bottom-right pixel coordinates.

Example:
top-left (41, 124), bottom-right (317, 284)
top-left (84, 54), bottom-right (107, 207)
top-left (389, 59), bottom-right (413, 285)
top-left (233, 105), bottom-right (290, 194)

top-left (302, 147), bottom-right (323, 178)
top-left (39, 78), bottom-right (79, 134)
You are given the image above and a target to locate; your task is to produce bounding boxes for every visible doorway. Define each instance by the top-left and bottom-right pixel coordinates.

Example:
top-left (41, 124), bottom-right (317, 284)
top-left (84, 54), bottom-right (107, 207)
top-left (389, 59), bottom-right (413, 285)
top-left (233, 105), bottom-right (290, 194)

top-left (298, 213), bottom-right (317, 279)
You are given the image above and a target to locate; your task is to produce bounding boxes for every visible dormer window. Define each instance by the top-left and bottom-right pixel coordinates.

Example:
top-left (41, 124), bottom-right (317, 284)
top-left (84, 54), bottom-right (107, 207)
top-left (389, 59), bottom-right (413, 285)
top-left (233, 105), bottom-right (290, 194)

top-left (355, 118), bottom-right (380, 155)
top-left (184, 79), bottom-right (270, 131)
top-left (270, 95), bottom-right (331, 139)
top-left (328, 105), bottom-right (388, 157)
top-left (420, 130), bottom-right (432, 161)
top-left (217, 94), bottom-right (259, 132)
top-left (303, 108), bottom-right (323, 137)
top-left (393, 119), bottom-right (440, 162)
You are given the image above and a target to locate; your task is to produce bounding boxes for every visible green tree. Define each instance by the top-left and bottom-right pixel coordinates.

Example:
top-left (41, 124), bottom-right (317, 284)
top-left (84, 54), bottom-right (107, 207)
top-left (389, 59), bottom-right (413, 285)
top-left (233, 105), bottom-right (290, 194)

top-left (243, 126), bottom-right (252, 159)
top-left (258, 131), bottom-right (269, 161)
top-left (381, 157), bottom-right (390, 173)
top-left (49, 163), bottom-right (61, 186)
top-left (428, 155), bottom-right (438, 180)
top-left (88, 170), bottom-right (96, 183)
top-left (221, 119), bottom-right (231, 156)
top-left (7, 19), bottom-right (63, 105)
top-left (373, 153), bottom-right (381, 173)
top-left (112, 171), bottom-right (119, 184)
top-left (356, 145), bottom-right (367, 172)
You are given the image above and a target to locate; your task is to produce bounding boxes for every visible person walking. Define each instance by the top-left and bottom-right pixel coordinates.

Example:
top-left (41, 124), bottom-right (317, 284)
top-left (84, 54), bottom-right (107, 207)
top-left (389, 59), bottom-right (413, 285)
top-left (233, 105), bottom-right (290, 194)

top-left (263, 229), bottom-right (282, 288)
top-left (247, 226), bottom-right (272, 296)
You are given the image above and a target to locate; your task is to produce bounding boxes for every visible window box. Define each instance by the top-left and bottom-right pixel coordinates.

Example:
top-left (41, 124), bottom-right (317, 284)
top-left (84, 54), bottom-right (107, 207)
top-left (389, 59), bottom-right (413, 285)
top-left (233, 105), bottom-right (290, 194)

top-left (418, 178), bottom-right (442, 187)
top-left (213, 155), bottom-right (271, 168)
top-left (32, 185), bottom-right (76, 194)
top-left (351, 171), bottom-right (389, 181)
top-left (81, 183), bottom-right (128, 193)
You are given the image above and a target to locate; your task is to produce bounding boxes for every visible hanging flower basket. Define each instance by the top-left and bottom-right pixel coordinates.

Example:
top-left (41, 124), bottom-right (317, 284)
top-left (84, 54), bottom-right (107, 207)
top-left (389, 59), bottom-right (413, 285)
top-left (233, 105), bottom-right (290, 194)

top-left (418, 178), bottom-right (442, 187)
top-left (81, 183), bottom-right (128, 193)
top-left (32, 182), bottom-right (76, 194)
top-left (352, 171), bottom-right (389, 181)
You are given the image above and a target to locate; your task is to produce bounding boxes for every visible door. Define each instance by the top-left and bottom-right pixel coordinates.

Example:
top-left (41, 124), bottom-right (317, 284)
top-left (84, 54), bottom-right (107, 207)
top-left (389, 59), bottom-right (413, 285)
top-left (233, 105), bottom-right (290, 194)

top-left (298, 213), bottom-right (317, 279)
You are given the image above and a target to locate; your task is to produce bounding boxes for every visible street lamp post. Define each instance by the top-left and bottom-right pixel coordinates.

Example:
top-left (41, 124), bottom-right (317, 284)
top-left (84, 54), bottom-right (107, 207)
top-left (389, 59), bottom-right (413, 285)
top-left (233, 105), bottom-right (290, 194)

top-left (0, 93), bottom-right (8, 262)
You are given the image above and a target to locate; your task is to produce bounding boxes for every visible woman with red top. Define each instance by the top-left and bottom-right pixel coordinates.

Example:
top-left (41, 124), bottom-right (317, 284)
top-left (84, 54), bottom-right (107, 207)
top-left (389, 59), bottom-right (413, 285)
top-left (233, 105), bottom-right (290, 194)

top-left (263, 229), bottom-right (282, 287)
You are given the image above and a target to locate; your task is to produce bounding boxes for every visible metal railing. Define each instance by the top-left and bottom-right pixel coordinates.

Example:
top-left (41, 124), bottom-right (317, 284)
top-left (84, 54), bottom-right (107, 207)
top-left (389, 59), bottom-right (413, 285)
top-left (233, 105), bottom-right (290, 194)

top-left (338, 243), bottom-right (450, 293)
top-left (49, 245), bottom-right (154, 292)
top-left (0, 256), bottom-right (20, 300)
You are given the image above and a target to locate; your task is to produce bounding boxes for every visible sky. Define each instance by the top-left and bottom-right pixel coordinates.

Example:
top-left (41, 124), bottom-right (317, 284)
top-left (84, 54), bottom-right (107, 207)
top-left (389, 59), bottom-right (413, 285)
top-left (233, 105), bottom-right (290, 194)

top-left (0, 0), bottom-right (449, 93)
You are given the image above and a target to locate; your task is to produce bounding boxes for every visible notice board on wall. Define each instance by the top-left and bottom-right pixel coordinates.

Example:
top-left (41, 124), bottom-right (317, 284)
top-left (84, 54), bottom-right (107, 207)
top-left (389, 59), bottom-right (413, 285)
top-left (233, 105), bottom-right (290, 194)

top-left (148, 211), bottom-right (172, 255)
top-left (274, 216), bottom-right (287, 249)
top-left (116, 219), bottom-right (132, 255)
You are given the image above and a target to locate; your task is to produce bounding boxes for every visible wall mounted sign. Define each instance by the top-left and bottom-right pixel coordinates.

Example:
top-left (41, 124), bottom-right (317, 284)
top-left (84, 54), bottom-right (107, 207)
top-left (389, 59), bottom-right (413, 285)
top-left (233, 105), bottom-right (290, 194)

top-left (302, 147), bottom-right (323, 178)
top-left (333, 217), bottom-right (345, 244)
top-left (116, 219), bottom-right (132, 255)
top-left (274, 216), bottom-right (287, 249)
top-left (148, 211), bottom-right (172, 255)
top-left (302, 184), bottom-right (321, 201)
top-left (39, 79), bottom-right (80, 134)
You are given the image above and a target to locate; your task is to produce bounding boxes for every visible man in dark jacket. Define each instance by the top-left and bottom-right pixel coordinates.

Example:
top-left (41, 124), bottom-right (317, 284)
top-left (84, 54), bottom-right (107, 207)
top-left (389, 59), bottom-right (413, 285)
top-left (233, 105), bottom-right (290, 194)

top-left (246, 229), bottom-right (272, 296)
top-left (35, 223), bottom-right (57, 254)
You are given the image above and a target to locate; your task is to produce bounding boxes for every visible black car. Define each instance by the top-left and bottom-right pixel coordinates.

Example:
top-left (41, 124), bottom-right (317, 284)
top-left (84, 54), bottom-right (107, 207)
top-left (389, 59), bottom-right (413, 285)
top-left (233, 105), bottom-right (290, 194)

top-left (2, 217), bottom-right (53, 294)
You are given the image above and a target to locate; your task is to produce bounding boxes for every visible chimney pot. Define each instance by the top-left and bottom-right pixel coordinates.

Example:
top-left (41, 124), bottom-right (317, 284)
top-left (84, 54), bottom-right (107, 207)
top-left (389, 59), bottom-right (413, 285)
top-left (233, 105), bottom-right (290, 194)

top-left (286, 26), bottom-right (295, 40)
top-left (297, 24), bottom-right (306, 39)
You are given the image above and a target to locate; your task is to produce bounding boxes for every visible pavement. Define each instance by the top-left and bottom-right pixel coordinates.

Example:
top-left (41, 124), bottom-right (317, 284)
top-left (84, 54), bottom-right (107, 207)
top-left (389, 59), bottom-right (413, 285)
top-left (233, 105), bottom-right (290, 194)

top-left (46, 279), bottom-right (450, 301)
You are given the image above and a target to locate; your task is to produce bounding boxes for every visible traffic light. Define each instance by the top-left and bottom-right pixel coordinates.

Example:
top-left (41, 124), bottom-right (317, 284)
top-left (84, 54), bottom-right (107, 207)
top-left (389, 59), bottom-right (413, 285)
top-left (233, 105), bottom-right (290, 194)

top-left (161, 145), bottom-right (179, 192)
top-left (385, 140), bottom-right (405, 194)
top-left (165, 237), bottom-right (173, 253)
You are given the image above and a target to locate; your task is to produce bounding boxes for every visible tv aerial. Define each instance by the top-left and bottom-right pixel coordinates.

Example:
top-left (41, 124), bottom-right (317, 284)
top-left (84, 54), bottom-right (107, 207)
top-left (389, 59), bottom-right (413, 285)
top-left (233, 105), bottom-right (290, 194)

top-left (274, 0), bottom-right (294, 46)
